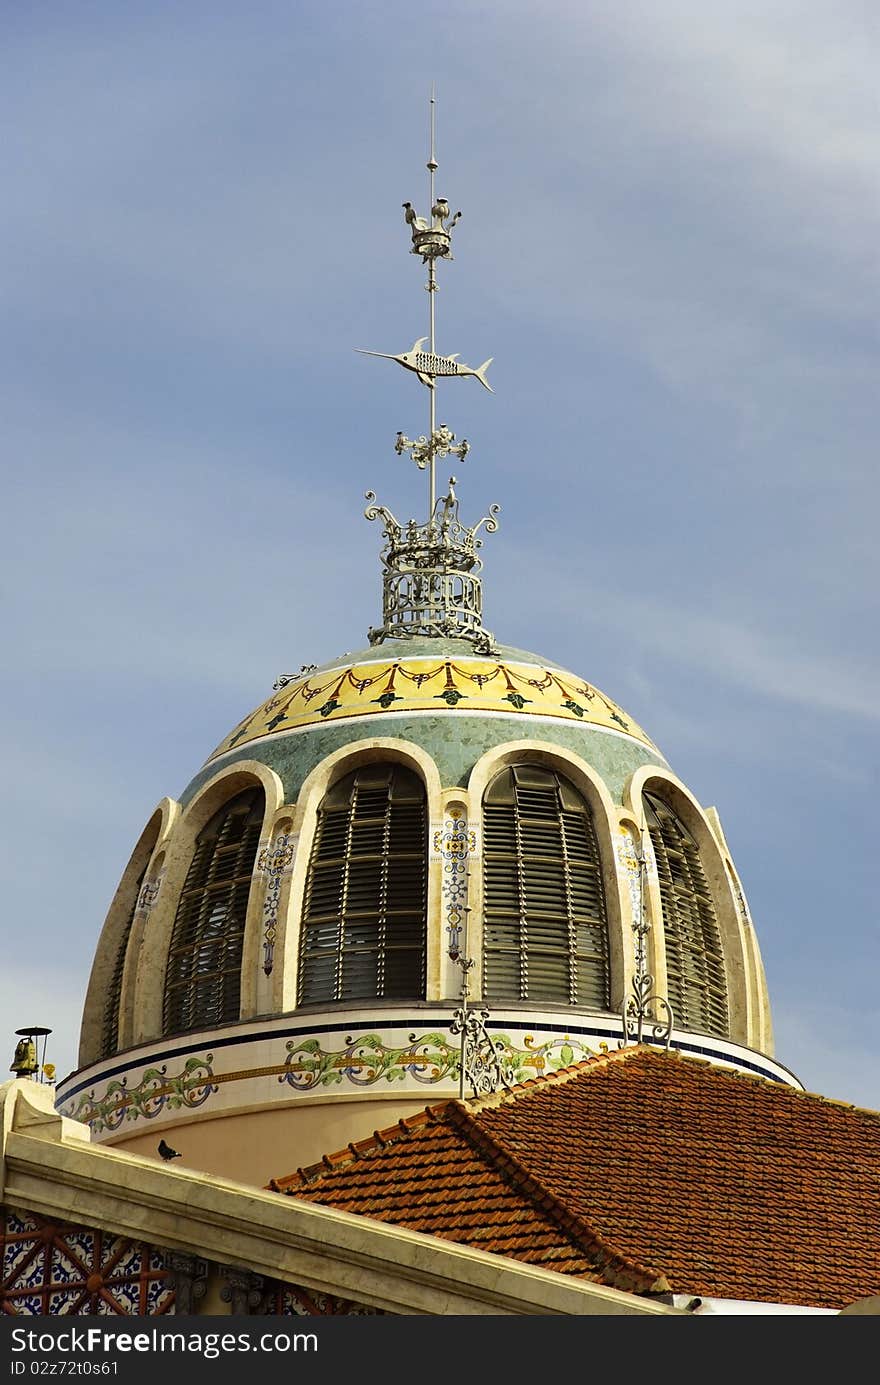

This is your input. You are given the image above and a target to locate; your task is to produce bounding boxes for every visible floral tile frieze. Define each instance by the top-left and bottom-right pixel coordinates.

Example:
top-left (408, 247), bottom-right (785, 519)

top-left (58, 1028), bottom-right (599, 1133)
top-left (59, 1056), bottom-right (217, 1135)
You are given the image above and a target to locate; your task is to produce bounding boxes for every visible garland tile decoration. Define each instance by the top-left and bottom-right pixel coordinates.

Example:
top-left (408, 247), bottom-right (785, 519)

top-left (57, 1013), bottom-right (798, 1136)
top-left (60, 1032), bottom-right (596, 1132)
top-left (278, 1030), bottom-right (598, 1092)
top-left (59, 1056), bottom-right (217, 1135)
top-left (210, 655), bottom-right (655, 760)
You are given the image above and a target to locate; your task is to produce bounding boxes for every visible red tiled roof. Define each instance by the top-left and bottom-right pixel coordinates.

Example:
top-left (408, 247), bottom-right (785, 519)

top-left (271, 1046), bottom-right (880, 1311)
top-left (272, 1101), bottom-right (668, 1296)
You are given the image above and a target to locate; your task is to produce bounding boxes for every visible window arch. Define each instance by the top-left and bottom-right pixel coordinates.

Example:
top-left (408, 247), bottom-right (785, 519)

top-left (644, 790), bottom-right (729, 1037)
top-left (162, 787), bottom-right (264, 1036)
top-left (298, 764), bottom-right (427, 1005)
top-left (482, 764), bottom-right (610, 1007)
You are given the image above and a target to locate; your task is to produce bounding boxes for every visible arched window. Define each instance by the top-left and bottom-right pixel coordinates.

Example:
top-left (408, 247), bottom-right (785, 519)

top-left (644, 790), bottom-right (728, 1037)
top-left (163, 788), bottom-right (264, 1036)
top-left (482, 764), bottom-right (609, 1007)
top-left (100, 863), bottom-right (147, 1060)
top-left (298, 764), bottom-right (427, 1005)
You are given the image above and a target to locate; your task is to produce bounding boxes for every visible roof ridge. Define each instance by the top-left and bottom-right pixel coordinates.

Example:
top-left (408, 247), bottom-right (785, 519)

top-left (465, 1042), bottom-right (880, 1115)
top-left (464, 1041), bottom-right (657, 1115)
top-left (443, 1097), bottom-right (670, 1297)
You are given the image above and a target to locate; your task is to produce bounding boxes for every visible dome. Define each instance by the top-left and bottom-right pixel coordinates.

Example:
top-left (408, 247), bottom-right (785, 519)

top-left (56, 152), bottom-right (789, 1188)
top-left (58, 620), bottom-right (786, 1185)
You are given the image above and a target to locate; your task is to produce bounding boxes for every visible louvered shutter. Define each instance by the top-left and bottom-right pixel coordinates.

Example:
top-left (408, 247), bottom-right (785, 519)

top-left (163, 788), bottom-right (264, 1035)
top-left (483, 766), bottom-right (609, 1008)
top-left (298, 765), bottom-right (427, 1005)
top-left (644, 791), bottom-right (729, 1037)
top-left (100, 862), bottom-right (147, 1059)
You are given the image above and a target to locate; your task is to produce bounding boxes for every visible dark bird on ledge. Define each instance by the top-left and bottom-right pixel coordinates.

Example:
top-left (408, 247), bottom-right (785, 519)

top-left (158, 1139), bottom-right (181, 1161)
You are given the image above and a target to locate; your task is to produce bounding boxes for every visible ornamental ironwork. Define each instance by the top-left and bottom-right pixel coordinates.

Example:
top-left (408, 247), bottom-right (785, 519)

top-left (365, 480), bottom-right (500, 649)
top-left (360, 93), bottom-right (499, 650)
top-left (450, 1005), bottom-right (515, 1100)
top-left (446, 894), bottom-right (515, 1099)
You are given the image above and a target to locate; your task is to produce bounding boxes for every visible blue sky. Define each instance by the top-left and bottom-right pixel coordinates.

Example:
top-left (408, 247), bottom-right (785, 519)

top-left (2, 2), bottom-right (878, 1108)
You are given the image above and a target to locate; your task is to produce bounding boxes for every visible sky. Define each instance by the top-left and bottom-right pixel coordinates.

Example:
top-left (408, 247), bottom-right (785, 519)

top-left (2, 2), bottom-right (878, 1110)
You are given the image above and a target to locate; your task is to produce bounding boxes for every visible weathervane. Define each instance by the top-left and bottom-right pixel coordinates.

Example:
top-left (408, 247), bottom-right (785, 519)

top-left (361, 89), bottom-right (500, 651)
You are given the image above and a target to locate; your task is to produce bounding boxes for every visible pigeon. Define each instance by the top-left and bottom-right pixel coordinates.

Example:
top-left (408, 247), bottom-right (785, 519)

top-left (158, 1139), bottom-right (181, 1161)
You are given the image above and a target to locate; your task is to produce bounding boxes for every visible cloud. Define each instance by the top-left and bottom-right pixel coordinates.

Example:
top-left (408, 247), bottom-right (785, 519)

top-left (506, 554), bottom-right (879, 724)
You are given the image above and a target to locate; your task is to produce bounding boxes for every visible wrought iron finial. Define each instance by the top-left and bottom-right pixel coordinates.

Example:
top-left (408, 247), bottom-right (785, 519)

top-left (450, 1006), bottom-right (514, 1100)
top-left (428, 84), bottom-right (437, 173)
top-left (359, 92), bottom-right (498, 648)
top-left (620, 825), bottom-right (673, 1049)
top-left (447, 910), bottom-right (514, 1099)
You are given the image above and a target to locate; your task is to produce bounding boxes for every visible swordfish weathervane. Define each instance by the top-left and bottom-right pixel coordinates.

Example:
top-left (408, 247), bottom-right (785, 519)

top-left (358, 337), bottom-right (493, 394)
top-left (360, 91), bottom-right (500, 653)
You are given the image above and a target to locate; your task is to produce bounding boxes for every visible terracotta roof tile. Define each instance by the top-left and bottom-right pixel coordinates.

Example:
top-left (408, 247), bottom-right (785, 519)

top-left (271, 1046), bottom-right (880, 1310)
top-left (274, 1099), bottom-right (667, 1295)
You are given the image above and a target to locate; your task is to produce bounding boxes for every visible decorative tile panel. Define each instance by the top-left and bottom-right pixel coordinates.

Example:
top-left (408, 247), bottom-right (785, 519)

top-left (137, 872), bottom-right (164, 916)
top-left (0, 1207), bottom-right (174, 1315)
top-left (211, 655), bottom-right (655, 760)
top-left (257, 832), bottom-right (298, 977)
top-left (278, 1029), bottom-right (600, 1091)
top-left (726, 860), bottom-right (754, 931)
top-left (59, 1056), bottom-right (217, 1134)
top-left (433, 808), bottom-right (476, 957)
top-left (57, 1008), bottom-right (802, 1138)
